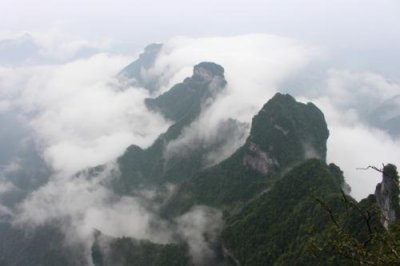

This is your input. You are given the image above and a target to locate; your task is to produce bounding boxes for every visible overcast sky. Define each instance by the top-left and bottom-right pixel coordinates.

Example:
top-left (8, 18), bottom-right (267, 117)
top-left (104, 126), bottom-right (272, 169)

top-left (1, 0), bottom-right (399, 54)
top-left (0, 0), bottom-right (399, 79)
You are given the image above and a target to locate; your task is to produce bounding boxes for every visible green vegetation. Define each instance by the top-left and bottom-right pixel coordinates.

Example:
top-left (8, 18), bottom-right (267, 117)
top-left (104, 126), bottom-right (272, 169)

top-left (114, 62), bottom-right (227, 193)
top-left (221, 160), bottom-right (400, 265)
top-left (162, 93), bottom-right (330, 217)
top-left (249, 93), bottom-right (329, 164)
top-left (221, 159), bottom-right (349, 265)
top-left (92, 237), bottom-right (190, 266)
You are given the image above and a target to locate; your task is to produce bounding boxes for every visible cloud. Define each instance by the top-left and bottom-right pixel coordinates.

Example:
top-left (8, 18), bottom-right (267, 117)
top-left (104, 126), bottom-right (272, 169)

top-left (0, 50), bottom-right (174, 264)
top-left (14, 163), bottom-right (223, 264)
top-left (0, 53), bottom-right (171, 175)
top-left (327, 123), bottom-right (400, 200)
top-left (303, 70), bottom-right (400, 200)
top-left (153, 35), bottom-right (319, 119)
top-left (116, 34), bottom-right (400, 201)
top-left (12, 163), bottom-right (175, 265)
top-left (323, 69), bottom-right (400, 114)
top-left (0, 100), bottom-right (10, 113)
top-left (0, 180), bottom-right (16, 195)
top-left (151, 34), bottom-right (319, 165)
top-left (0, 30), bottom-right (112, 65)
top-left (175, 206), bottom-right (224, 265)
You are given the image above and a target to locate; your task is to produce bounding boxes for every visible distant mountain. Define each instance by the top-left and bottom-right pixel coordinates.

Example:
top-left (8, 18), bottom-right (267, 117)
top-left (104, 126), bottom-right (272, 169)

top-left (117, 43), bottom-right (163, 92)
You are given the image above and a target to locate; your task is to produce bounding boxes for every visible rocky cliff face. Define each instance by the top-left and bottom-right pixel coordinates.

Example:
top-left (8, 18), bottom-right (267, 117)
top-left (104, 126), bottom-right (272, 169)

top-left (375, 164), bottom-right (400, 229)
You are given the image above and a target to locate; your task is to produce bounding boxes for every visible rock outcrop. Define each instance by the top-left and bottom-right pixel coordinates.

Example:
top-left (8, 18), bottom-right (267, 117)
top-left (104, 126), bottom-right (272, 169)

top-left (375, 164), bottom-right (400, 229)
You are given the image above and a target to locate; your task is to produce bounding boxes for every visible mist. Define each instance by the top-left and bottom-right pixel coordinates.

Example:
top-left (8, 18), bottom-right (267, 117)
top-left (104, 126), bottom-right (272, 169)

top-left (0, 53), bottom-right (171, 175)
top-left (145, 36), bottom-right (400, 200)
top-left (0, 30), bottom-right (399, 264)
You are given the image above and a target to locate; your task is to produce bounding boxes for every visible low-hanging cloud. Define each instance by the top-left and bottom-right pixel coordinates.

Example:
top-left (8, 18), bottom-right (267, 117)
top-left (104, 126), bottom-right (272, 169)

top-left (14, 163), bottom-right (171, 240)
top-left (152, 34), bottom-right (320, 122)
top-left (13, 163), bottom-right (177, 265)
top-left (175, 206), bottom-right (224, 265)
top-left (150, 34), bottom-right (320, 165)
top-left (0, 30), bottom-right (112, 65)
top-left (301, 70), bottom-right (400, 200)
top-left (0, 47), bottom-right (175, 263)
top-left (0, 53), bottom-right (171, 176)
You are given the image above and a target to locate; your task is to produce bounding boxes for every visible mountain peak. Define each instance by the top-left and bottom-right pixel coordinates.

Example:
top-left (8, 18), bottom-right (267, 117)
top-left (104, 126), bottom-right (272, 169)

top-left (146, 62), bottom-right (226, 122)
top-left (244, 92), bottom-right (329, 174)
top-left (143, 43), bottom-right (162, 53)
top-left (192, 62), bottom-right (224, 82)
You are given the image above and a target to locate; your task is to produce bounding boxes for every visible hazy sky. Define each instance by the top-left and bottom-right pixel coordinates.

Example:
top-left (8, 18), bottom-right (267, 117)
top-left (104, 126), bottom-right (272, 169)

top-left (1, 0), bottom-right (399, 78)
top-left (1, 0), bottom-right (399, 48)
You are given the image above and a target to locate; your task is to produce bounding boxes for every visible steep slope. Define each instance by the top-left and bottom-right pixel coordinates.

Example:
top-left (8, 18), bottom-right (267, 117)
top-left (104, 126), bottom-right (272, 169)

top-left (92, 235), bottom-right (190, 266)
top-left (375, 164), bottom-right (400, 229)
top-left (114, 62), bottom-right (229, 193)
top-left (163, 93), bottom-right (329, 215)
top-left (220, 159), bottom-right (378, 266)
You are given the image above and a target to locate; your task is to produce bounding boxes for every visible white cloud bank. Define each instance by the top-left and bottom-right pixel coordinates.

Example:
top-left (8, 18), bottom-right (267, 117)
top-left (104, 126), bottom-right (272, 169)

top-left (0, 30), bottom-right (112, 65)
top-left (0, 53), bottom-right (171, 176)
top-left (306, 70), bottom-right (400, 200)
